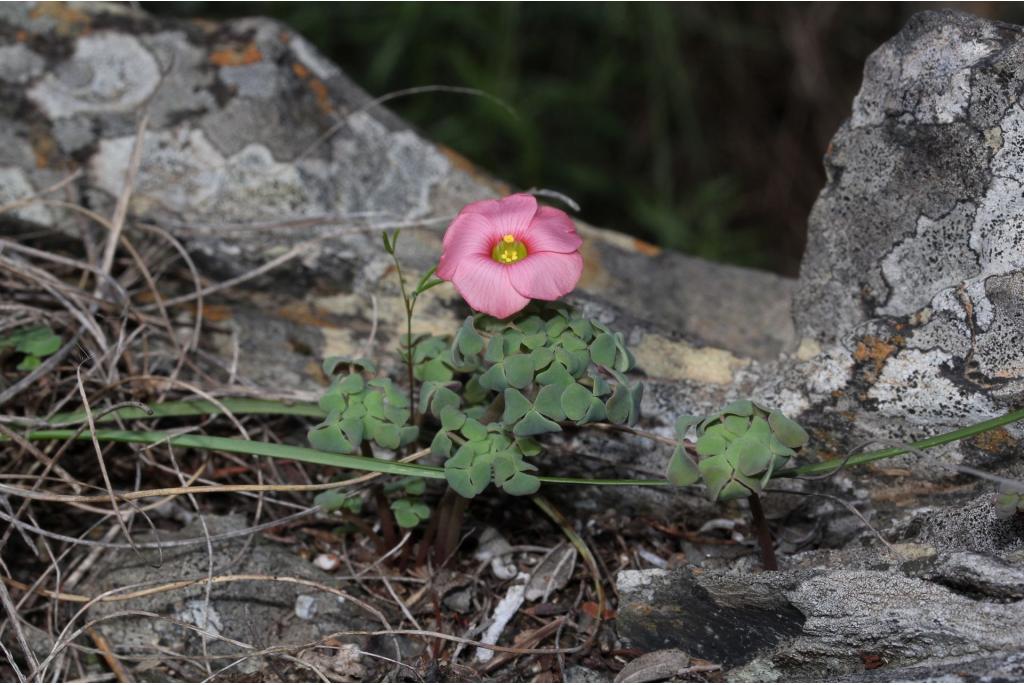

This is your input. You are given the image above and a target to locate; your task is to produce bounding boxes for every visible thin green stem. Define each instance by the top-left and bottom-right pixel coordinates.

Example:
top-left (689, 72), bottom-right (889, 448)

top-left (774, 406), bottom-right (1024, 478)
top-left (6, 400), bottom-right (1023, 491)
top-left (388, 245), bottom-right (418, 419)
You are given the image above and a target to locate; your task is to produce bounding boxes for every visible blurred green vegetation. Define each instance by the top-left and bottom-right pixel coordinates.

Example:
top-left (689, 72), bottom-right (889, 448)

top-left (149, 2), bottom-right (1023, 275)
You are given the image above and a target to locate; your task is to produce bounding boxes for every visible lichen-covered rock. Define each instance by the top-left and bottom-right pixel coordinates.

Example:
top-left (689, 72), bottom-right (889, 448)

top-left (794, 9), bottom-right (1024, 429)
top-left (617, 563), bottom-right (1024, 682)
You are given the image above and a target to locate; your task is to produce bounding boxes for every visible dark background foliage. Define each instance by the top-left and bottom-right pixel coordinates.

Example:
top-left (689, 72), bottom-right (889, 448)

top-left (149, 2), bottom-right (1021, 275)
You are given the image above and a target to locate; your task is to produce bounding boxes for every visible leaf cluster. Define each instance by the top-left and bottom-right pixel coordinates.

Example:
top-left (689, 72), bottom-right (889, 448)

top-left (421, 306), bottom-right (644, 498)
top-left (667, 400), bottom-right (808, 501)
top-left (308, 357), bottom-right (419, 453)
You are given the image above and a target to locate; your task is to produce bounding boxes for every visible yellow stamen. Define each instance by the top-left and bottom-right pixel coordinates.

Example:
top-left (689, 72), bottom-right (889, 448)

top-left (492, 235), bottom-right (528, 264)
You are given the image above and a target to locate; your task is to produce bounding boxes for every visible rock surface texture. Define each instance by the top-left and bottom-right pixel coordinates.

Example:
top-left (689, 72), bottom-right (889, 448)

top-left (2, 4), bottom-right (1024, 681)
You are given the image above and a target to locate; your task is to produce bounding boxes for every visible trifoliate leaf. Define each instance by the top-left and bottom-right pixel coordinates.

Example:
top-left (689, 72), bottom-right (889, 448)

top-left (415, 357), bottom-right (454, 382)
top-left (523, 332), bottom-right (548, 350)
top-left (338, 373), bottom-right (365, 395)
top-left (536, 362), bottom-right (575, 387)
top-left (479, 363), bottom-right (508, 392)
top-left (430, 386), bottom-right (461, 416)
top-left (729, 434), bottom-right (773, 476)
top-left (723, 414), bottom-right (751, 437)
top-left (500, 470), bottom-right (541, 496)
top-left (531, 346), bottom-right (555, 370)
top-left (431, 431), bottom-right (453, 458)
top-left (485, 336), bottom-right (505, 363)
top-left (604, 385), bottom-right (628, 427)
top-left (516, 437), bottom-right (543, 456)
top-left (698, 454), bottom-right (733, 501)
top-left (590, 333), bottom-right (617, 368)
top-left (456, 317), bottom-right (485, 356)
top-left (440, 405), bottom-right (467, 431)
top-left (308, 423), bottom-right (354, 454)
top-left (718, 480), bottom-right (754, 501)
top-left (502, 331), bottom-right (525, 355)
top-left (339, 416), bottom-right (364, 446)
top-left (373, 423), bottom-right (401, 450)
top-left (588, 370), bottom-right (612, 397)
top-left (315, 489), bottom-right (361, 513)
top-left (721, 399), bottom-right (755, 416)
top-left (560, 383), bottom-right (592, 422)
top-left (578, 395), bottom-right (607, 424)
top-left (674, 415), bottom-right (702, 439)
top-left (514, 410), bottom-right (562, 437)
top-left (391, 498), bottom-right (431, 528)
top-left (461, 417), bottom-right (488, 442)
top-left (503, 388), bottom-right (532, 425)
top-left (696, 430), bottom-right (728, 457)
top-left (518, 315), bottom-right (544, 334)
top-left (545, 316), bottom-right (569, 338)
top-left (534, 384), bottom-right (568, 421)
top-left (569, 318), bottom-right (594, 341)
top-left (768, 411), bottom-right (809, 449)
top-left (667, 446), bottom-right (701, 486)
top-left (504, 354), bottom-right (535, 389)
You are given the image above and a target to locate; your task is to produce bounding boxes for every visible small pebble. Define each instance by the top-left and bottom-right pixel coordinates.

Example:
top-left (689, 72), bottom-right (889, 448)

top-left (313, 553), bottom-right (340, 571)
top-left (294, 594), bottom-right (317, 620)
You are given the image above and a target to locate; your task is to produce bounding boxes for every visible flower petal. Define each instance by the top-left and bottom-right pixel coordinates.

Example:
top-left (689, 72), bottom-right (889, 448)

top-left (437, 211), bottom-right (502, 279)
top-left (507, 250), bottom-right (583, 301)
top-left (451, 255), bottom-right (531, 319)
top-left (523, 206), bottom-right (582, 254)
top-left (452, 193), bottom-right (538, 242)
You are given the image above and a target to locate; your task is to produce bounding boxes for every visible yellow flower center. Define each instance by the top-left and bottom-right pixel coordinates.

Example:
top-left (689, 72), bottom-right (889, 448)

top-left (492, 234), bottom-right (528, 264)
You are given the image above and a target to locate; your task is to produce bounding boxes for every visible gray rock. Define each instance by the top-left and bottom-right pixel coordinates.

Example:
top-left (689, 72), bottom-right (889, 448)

top-left (617, 564), bottom-right (1024, 682)
top-left (615, 568), bottom-right (805, 668)
top-left (795, 9), bottom-right (1024, 422)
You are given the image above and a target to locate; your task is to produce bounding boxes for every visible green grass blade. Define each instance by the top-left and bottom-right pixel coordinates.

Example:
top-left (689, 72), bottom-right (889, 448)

top-left (40, 398), bottom-right (325, 426)
top-left (775, 407), bottom-right (1024, 478)
top-left (20, 429), bottom-right (443, 479)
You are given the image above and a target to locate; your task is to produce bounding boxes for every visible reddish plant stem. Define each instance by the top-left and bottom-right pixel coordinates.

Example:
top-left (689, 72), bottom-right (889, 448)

top-left (748, 493), bottom-right (778, 571)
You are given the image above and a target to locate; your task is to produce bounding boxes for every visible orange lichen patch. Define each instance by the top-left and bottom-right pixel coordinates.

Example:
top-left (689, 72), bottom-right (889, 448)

top-left (577, 239), bottom-right (609, 290)
top-left (31, 135), bottom-right (57, 169)
top-left (853, 335), bottom-right (898, 378)
top-left (15, 30), bottom-right (29, 43)
top-left (632, 237), bottom-right (661, 257)
top-left (29, 3), bottom-right (90, 36)
top-left (308, 78), bottom-right (333, 115)
top-left (274, 303), bottom-right (347, 329)
top-left (290, 62), bottom-right (334, 114)
top-left (209, 42), bottom-right (262, 67)
top-left (305, 360), bottom-right (329, 386)
top-left (967, 426), bottom-right (1018, 454)
top-left (870, 480), bottom-right (975, 506)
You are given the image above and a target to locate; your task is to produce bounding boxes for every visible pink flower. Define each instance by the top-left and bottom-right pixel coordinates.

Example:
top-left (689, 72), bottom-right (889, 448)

top-left (437, 193), bottom-right (584, 319)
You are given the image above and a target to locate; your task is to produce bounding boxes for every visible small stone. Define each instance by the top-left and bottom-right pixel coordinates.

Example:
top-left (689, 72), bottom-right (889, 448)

top-left (294, 594), bottom-right (317, 620)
